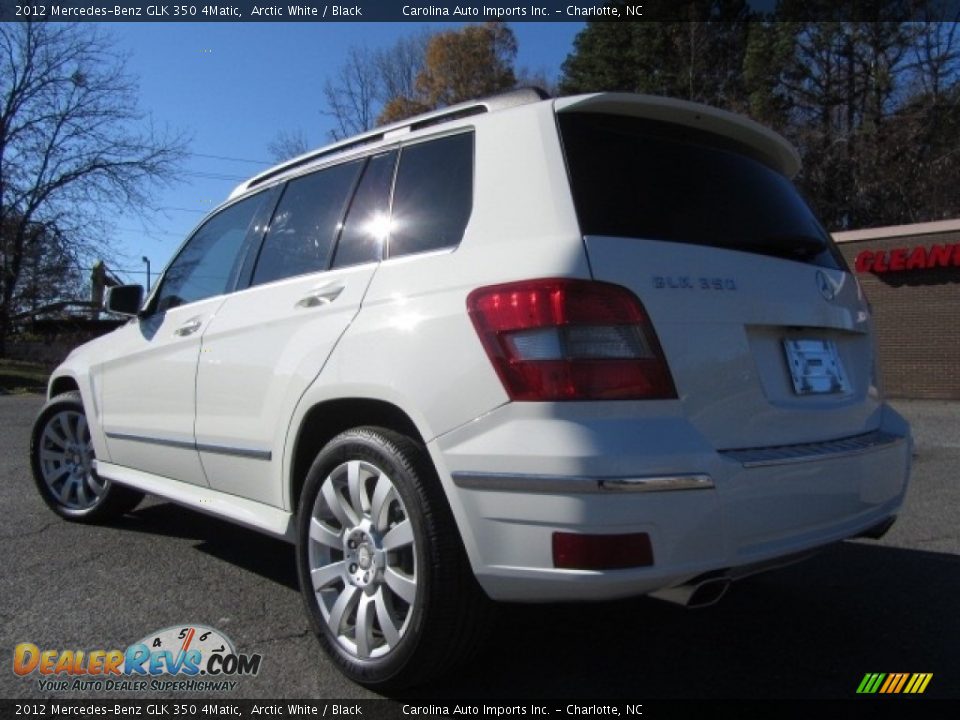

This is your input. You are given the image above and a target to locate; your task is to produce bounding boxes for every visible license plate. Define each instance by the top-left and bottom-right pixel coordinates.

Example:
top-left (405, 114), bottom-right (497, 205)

top-left (782, 339), bottom-right (851, 395)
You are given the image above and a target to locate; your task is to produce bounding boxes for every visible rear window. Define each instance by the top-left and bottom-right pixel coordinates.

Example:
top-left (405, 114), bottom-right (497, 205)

top-left (558, 113), bottom-right (844, 270)
top-left (251, 159), bottom-right (363, 286)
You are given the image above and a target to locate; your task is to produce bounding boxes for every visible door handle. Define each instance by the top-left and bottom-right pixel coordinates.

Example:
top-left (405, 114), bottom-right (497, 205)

top-left (174, 317), bottom-right (203, 336)
top-left (296, 283), bottom-right (345, 309)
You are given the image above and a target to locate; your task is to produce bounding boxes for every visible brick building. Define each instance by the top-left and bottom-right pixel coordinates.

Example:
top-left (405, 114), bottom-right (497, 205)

top-left (833, 218), bottom-right (960, 400)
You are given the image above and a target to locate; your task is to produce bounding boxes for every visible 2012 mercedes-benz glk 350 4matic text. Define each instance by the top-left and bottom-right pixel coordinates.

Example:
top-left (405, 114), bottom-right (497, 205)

top-left (31, 89), bottom-right (911, 689)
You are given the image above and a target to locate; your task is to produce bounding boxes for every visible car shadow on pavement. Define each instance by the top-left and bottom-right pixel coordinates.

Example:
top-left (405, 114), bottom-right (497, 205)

top-left (401, 542), bottom-right (959, 699)
top-left (109, 503), bottom-right (958, 699)
top-left (109, 501), bottom-right (300, 592)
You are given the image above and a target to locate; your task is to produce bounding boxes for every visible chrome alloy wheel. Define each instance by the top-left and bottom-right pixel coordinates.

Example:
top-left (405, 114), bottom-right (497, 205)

top-left (307, 459), bottom-right (417, 659)
top-left (37, 409), bottom-right (105, 510)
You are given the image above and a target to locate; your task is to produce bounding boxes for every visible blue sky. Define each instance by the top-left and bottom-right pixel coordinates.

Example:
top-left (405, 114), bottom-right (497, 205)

top-left (106, 22), bottom-right (584, 286)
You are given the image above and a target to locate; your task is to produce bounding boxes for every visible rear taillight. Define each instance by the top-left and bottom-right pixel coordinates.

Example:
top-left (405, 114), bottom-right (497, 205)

top-left (467, 279), bottom-right (676, 401)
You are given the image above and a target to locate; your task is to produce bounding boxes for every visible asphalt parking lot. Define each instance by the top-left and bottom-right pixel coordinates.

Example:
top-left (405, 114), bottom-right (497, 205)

top-left (1, 394), bottom-right (957, 700)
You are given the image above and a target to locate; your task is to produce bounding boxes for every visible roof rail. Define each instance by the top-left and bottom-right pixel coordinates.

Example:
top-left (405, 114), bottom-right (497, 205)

top-left (237, 87), bottom-right (550, 196)
top-left (245, 132), bottom-right (386, 192)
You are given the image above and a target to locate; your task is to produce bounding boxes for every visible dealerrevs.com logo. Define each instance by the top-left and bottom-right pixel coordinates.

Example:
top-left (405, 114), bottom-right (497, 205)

top-left (13, 624), bottom-right (262, 692)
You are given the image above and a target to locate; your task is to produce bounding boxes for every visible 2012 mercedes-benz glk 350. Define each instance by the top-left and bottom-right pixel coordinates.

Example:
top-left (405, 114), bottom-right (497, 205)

top-left (31, 90), bottom-right (911, 688)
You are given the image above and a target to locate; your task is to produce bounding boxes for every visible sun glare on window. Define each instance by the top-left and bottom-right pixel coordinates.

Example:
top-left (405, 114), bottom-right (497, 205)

top-left (363, 213), bottom-right (393, 244)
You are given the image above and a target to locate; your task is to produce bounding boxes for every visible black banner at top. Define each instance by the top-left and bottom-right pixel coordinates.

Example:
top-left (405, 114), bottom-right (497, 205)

top-left (2, 0), bottom-right (960, 23)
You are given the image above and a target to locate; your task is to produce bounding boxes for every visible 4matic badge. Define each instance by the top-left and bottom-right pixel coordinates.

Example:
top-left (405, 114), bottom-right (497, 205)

top-left (12, 624), bottom-right (262, 692)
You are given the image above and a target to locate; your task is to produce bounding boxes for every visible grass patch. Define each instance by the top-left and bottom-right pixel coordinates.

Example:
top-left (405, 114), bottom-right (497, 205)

top-left (0, 359), bottom-right (49, 394)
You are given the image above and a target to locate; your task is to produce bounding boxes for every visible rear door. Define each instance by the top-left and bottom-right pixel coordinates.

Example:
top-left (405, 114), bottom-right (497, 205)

top-left (558, 110), bottom-right (878, 449)
top-left (193, 152), bottom-right (396, 507)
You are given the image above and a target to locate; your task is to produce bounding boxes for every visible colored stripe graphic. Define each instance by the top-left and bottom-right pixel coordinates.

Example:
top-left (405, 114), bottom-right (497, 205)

top-left (892, 673), bottom-right (909, 693)
top-left (911, 673), bottom-right (933, 694)
top-left (881, 673), bottom-right (908, 693)
top-left (859, 673), bottom-right (886, 694)
top-left (858, 673), bottom-right (933, 694)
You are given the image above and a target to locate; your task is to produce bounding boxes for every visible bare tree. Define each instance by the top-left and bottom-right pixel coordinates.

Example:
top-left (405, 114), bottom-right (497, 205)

top-left (322, 33), bottom-right (431, 140)
top-left (374, 31), bottom-right (431, 106)
top-left (909, 19), bottom-right (960, 100)
top-left (380, 23), bottom-right (521, 126)
top-left (0, 23), bottom-right (187, 354)
top-left (5, 218), bottom-right (84, 317)
top-left (514, 66), bottom-right (559, 98)
top-left (267, 128), bottom-right (311, 163)
top-left (321, 26), bottom-right (526, 137)
top-left (322, 45), bottom-right (382, 140)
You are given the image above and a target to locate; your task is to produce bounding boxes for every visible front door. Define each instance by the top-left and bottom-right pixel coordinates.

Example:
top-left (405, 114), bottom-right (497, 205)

top-left (98, 191), bottom-right (272, 486)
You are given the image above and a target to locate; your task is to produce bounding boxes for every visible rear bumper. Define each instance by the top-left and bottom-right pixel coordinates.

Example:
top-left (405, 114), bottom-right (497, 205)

top-left (430, 402), bottom-right (911, 602)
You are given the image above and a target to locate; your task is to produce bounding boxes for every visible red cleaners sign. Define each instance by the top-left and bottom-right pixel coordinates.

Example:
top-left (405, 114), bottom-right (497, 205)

top-left (855, 244), bottom-right (960, 273)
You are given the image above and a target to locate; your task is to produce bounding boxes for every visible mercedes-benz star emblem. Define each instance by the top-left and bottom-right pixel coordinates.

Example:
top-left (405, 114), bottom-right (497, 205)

top-left (816, 270), bottom-right (836, 301)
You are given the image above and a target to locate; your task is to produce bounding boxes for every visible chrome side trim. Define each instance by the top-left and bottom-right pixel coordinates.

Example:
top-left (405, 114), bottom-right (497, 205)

top-left (105, 431), bottom-right (194, 451)
top-left (720, 430), bottom-right (904, 469)
top-left (196, 443), bottom-right (272, 461)
top-left (451, 472), bottom-right (714, 494)
top-left (105, 431), bottom-right (272, 462)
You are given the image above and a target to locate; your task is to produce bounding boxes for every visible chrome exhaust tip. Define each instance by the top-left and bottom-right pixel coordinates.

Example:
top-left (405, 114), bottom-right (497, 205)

top-left (686, 577), bottom-right (731, 608)
top-left (649, 575), bottom-right (732, 609)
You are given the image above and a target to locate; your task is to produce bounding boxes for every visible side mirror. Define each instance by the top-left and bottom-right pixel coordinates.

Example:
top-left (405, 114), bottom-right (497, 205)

top-left (104, 284), bottom-right (144, 317)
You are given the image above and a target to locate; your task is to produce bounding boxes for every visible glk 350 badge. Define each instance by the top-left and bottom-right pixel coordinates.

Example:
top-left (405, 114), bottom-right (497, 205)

top-left (653, 275), bottom-right (738, 290)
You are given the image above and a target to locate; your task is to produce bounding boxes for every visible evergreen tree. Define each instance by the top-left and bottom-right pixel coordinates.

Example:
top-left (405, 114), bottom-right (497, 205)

top-left (560, 0), bottom-right (754, 108)
top-left (558, 1), bottom-right (960, 229)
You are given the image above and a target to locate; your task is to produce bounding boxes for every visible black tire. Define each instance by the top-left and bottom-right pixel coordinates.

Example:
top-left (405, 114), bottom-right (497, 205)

top-left (296, 426), bottom-right (492, 690)
top-left (30, 391), bottom-right (143, 522)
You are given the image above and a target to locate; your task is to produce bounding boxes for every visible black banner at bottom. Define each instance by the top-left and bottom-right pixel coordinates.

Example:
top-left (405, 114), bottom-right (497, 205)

top-left (1, 699), bottom-right (958, 720)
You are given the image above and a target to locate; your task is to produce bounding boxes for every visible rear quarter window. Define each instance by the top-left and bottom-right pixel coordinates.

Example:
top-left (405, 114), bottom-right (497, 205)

top-left (388, 132), bottom-right (474, 258)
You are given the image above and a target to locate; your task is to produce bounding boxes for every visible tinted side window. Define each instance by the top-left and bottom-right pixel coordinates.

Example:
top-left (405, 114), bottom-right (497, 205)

top-left (389, 133), bottom-right (474, 258)
top-left (155, 194), bottom-right (264, 311)
top-left (331, 151), bottom-right (397, 269)
top-left (251, 160), bottom-right (363, 286)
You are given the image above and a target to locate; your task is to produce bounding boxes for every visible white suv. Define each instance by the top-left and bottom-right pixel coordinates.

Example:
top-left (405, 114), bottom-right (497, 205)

top-left (31, 89), bottom-right (912, 688)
